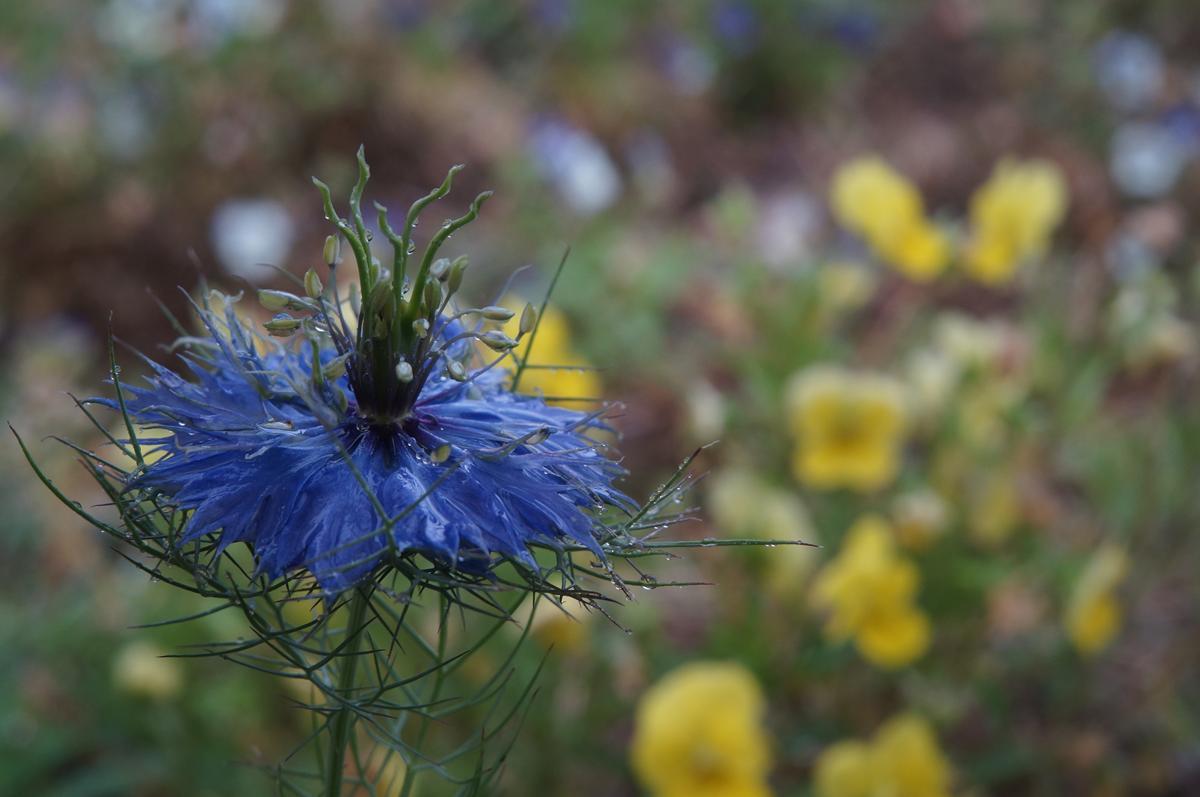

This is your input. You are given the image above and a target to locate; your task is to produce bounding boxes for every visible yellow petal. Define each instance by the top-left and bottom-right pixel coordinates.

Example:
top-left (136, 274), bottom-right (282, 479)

top-left (857, 607), bottom-right (931, 669)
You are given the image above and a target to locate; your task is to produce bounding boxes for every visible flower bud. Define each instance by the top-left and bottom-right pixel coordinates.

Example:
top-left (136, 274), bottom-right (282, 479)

top-left (413, 318), bottom-right (430, 338)
top-left (447, 255), bottom-right (469, 294)
top-left (323, 234), bottom-right (340, 266)
top-left (446, 360), bottom-right (468, 381)
top-left (480, 306), bottom-right (515, 321)
top-left (479, 330), bottom-right (518, 351)
top-left (395, 360), bottom-right (414, 382)
top-left (424, 280), bottom-right (443, 311)
top-left (264, 314), bottom-right (302, 336)
top-left (322, 353), bottom-right (350, 379)
top-left (258, 289), bottom-right (293, 311)
top-left (304, 269), bottom-right (324, 299)
top-left (519, 303), bottom-right (538, 337)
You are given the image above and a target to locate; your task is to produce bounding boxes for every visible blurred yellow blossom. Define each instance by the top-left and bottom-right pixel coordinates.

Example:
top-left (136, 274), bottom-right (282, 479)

top-left (501, 297), bottom-right (601, 405)
top-left (1066, 544), bottom-right (1129, 655)
top-left (814, 714), bottom-right (952, 797)
top-left (786, 366), bottom-right (908, 492)
top-left (107, 424), bottom-right (172, 472)
top-left (630, 661), bottom-right (773, 797)
top-left (112, 641), bottom-right (182, 701)
top-left (887, 220), bottom-right (952, 282)
top-left (963, 159), bottom-right (1067, 285)
top-left (966, 469), bottom-right (1022, 548)
top-left (830, 156), bottom-right (949, 282)
top-left (708, 467), bottom-right (819, 598)
top-left (527, 594), bottom-right (591, 655)
top-left (812, 516), bottom-right (930, 668)
top-left (352, 730), bottom-right (407, 795)
top-left (891, 489), bottom-right (949, 551)
top-left (818, 260), bottom-right (878, 316)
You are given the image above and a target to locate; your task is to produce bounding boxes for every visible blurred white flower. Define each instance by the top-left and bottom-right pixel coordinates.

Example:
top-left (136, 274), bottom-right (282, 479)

top-left (528, 119), bottom-right (622, 216)
top-left (686, 380), bottom-right (726, 441)
top-left (756, 189), bottom-right (821, 268)
top-left (211, 198), bottom-right (295, 283)
top-left (1110, 121), bottom-right (1188, 198)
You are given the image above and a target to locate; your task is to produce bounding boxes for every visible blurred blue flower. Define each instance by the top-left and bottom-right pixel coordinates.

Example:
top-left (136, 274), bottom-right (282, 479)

top-left (1110, 120), bottom-right (1188, 198)
top-left (1093, 31), bottom-right (1163, 113)
top-left (660, 36), bottom-right (717, 96)
top-left (1160, 103), bottom-right (1200, 157)
top-left (382, 0), bottom-right (429, 32)
top-left (820, 8), bottom-right (880, 54)
top-left (531, 0), bottom-right (576, 34)
top-left (114, 296), bottom-right (632, 594)
top-left (712, 1), bottom-right (760, 54)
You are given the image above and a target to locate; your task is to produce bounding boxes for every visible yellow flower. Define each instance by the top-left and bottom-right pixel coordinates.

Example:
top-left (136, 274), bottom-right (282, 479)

top-left (812, 517), bottom-right (931, 668)
top-left (501, 298), bottom-right (601, 405)
top-left (963, 159), bottom-right (1067, 285)
top-left (630, 661), bottom-right (773, 797)
top-left (831, 157), bottom-right (922, 249)
top-left (350, 728), bottom-right (408, 795)
top-left (112, 641), bottom-right (183, 701)
top-left (1066, 544), bottom-right (1129, 655)
top-left (527, 594), bottom-right (591, 655)
top-left (106, 424), bottom-right (173, 472)
top-left (891, 489), bottom-right (949, 551)
top-left (817, 260), bottom-right (878, 317)
top-left (830, 156), bottom-right (949, 282)
top-left (708, 468), bottom-right (819, 598)
top-left (883, 219), bottom-right (951, 282)
top-left (814, 714), bottom-right (952, 797)
top-left (966, 469), bottom-right (1022, 548)
top-left (786, 366), bottom-right (908, 492)
top-left (813, 741), bottom-right (874, 797)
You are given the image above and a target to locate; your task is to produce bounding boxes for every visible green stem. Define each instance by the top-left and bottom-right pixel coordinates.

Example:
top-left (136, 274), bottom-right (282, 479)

top-left (398, 595), bottom-right (450, 797)
top-left (325, 588), bottom-right (372, 797)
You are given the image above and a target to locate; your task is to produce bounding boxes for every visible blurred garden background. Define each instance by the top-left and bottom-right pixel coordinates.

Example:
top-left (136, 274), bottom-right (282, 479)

top-left (3, 0), bottom-right (1200, 794)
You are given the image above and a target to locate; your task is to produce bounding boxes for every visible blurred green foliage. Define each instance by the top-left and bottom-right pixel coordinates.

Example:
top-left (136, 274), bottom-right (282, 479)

top-left (4, 0), bottom-right (1200, 795)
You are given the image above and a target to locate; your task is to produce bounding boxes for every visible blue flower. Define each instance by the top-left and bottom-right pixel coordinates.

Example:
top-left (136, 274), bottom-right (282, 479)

top-left (108, 156), bottom-right (633, 595)
top-left (116, 296), bottom-right (632, 594)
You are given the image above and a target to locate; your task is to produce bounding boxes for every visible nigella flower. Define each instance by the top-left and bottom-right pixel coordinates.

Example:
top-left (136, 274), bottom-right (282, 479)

top-left (14, 148), bottom-right (766, 795)
top-left (110, 151), bottom-right (633, 595)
